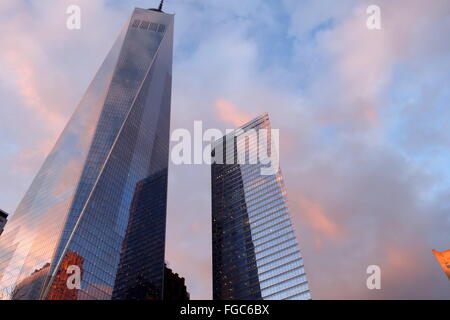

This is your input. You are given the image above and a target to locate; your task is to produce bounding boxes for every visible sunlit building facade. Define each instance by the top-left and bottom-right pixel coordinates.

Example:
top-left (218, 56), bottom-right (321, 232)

top-left (0, 7), bottom-right (174, 300)
top-left (211, 114), bottom-right (311, 300)
top-left (432, 249), bottom-right (450, 280)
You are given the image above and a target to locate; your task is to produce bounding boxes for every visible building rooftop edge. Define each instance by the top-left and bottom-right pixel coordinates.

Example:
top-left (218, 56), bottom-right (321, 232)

top-left (211, 113), bottom-right (270, 148)
top-left (134, 6), bottom-right (175, 16)
top-left (0, 209), bottom-right (8, 218)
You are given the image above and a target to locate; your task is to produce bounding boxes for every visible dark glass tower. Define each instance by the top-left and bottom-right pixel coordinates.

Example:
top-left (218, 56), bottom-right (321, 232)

top-left (0, 7), bottom-right (174, 300)
top-left (211, 114), bottom-right (311, 300)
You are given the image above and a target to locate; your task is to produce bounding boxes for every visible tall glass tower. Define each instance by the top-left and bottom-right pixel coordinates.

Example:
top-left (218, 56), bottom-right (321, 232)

top-left (211, 114), bottom-right (311, 300)
top-left (0, 7), bottom-right (174, 300)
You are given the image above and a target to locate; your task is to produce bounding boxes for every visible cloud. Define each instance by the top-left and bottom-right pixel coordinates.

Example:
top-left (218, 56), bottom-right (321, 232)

top-left (293, 196), bottom-right (342, 248)
top-left (214, 98), bottom-right (254, 127)
top-left (4, 48), bottom-right (66, 130)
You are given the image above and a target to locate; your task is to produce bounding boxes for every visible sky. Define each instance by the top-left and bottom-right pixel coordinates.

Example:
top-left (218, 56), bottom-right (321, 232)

top-left (0, 0), bottom-right (449, 299)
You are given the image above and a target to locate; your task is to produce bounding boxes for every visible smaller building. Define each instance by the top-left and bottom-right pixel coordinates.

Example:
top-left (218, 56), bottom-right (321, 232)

top-left (164, 265), bottom-right (190, 300)
top-left (0, 209), bottom-right (8, 236)
top-left (12, 263), bottom-right (50, 300)
top-left (432, 249), bottom-right (450, 280)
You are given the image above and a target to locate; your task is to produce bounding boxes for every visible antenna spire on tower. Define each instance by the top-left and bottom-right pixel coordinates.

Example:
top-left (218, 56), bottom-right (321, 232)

top-left (158, 0), bottom-right (164, 11)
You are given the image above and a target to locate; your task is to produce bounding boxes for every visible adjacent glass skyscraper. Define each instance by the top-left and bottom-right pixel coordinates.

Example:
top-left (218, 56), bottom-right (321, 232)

top-left (211, 114), bottom-right (311, 300)
top-left (0, 7), bottom-right (174, 300)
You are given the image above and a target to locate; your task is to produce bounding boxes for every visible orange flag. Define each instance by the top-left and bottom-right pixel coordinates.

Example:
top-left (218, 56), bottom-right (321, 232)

top-left (432, 249), bottom-right (450, 280)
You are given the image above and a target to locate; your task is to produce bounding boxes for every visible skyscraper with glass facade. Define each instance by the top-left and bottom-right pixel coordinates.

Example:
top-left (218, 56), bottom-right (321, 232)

top-left (211, 114), bottom-right (311, 300)
top-left (0, 7), bottom-right (174, 300)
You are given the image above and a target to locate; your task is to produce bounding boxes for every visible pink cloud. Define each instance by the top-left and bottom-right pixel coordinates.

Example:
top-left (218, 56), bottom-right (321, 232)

top-left (4, 47), bottom-right (66, 132)
top-left (214, 98), bottom-right (255, 127)
top-left (293, 196), bottom-right (342, 248)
